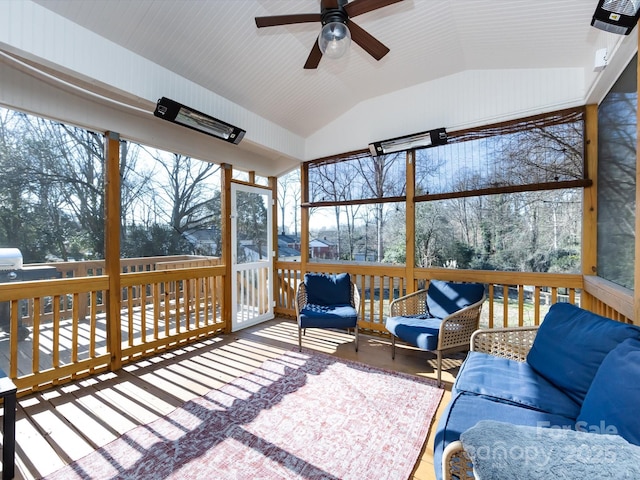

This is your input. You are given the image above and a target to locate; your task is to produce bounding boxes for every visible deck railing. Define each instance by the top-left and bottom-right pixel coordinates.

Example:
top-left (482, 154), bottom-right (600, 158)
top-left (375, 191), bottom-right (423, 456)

top-left (275, 261), bottom-right (634, 330)
top-left (0, 255), bottom-right (226, 394)
top-left (21, 255), bottom-right (222, 323)
top-left (0, 256), bottom-right (633, 394)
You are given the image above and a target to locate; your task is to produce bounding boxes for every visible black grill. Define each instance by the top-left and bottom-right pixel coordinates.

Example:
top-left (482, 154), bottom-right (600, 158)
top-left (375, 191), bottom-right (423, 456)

top-left (13, 266), bottom-right (61, 282)
top-left (0, 248), bottom-right (61, 341)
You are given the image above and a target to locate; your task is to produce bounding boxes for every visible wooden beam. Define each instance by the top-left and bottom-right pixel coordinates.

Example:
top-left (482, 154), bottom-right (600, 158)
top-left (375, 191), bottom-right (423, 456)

top-left (221, 164), bottom-right (233, 333)
top-left (414, 179), bottom-right (591, 203)
top-left (302, 195), bottom-right (406, 208)
top-left (405, 151), bottom-right (416, 294)
top-left (300, 163), bottom-right (309, 275)
top-left (302, 180), bottom-right (591, 209)
top-left (582, 104), bottom-right (599, 313)
top-left (104, 131), bottom-right (122, 370)
top-left (269, 176), bottom-right (278, 315)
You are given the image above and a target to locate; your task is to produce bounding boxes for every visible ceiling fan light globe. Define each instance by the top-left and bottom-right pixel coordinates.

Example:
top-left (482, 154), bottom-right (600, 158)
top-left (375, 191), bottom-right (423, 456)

top-left (318, 22), bottom-right (351, 59)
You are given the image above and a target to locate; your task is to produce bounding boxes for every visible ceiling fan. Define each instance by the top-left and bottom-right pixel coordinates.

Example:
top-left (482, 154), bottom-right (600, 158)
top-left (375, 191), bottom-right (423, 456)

top-left (255, 0), bottom-right (403, 69)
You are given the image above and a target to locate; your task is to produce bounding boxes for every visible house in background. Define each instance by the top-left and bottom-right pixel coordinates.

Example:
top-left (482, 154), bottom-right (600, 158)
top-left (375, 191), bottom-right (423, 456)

top-left (278, 234), bottom-right (301, 251)
top-left (183, 229), bottom-right (218, 256)
top-left (240, 243), bottom-right (269, 263)
top-left (278, 235), bottom-right (301, 262)
top-left (309, 238), bottom-right (337, 260)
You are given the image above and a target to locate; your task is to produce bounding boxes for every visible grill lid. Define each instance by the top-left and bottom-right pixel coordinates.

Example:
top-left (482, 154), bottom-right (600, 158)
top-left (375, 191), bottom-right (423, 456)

top-left (0, 248), bottom-right (23, 271)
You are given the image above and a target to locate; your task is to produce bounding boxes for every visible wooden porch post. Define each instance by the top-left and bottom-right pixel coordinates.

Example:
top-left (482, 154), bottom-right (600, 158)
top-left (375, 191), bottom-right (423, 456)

top-left (582, 104), bottom-right (599, 313)
top-left (104, 131), bottom-right (122, 370)
top-left (269, 176), bottom-right (278, 315)
top-left (300, 163), bottom-right (310, 274)
top-left (406, 150), bottom-right (416, 294)
top-left (221, 163), bottom-right (233, 333)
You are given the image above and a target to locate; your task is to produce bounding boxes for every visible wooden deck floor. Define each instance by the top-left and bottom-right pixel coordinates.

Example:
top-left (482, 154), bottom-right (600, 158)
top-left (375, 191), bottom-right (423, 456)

top-left (6, 318), bottom-right (463, 480)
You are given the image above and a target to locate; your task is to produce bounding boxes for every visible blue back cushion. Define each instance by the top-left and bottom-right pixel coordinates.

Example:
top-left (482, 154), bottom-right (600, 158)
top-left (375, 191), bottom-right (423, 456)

top-left (577, 337), bottom-right (640, 446)
top-left (304, 273), bottom-right (351, 306)
top-left (426, 280), bottom-right (485, 319)
top-left (527, 302), bottom-right (640, 405)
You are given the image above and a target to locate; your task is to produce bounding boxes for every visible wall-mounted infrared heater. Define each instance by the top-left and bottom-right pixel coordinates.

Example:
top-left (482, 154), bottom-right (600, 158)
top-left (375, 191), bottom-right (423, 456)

top-left (369, 127), bottom-right (447, 156)
top-left (591, 0), bottom-right (640, 35)
top-left (153, 97), bottom-right (245, 144)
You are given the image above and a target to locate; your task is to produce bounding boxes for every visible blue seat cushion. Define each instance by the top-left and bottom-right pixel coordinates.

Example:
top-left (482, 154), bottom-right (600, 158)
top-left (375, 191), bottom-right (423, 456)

top-left (385, 315), bottom-right (441, 351)
top-left (304, 272), bottom-right (351, 306)
top-left (433, 392), bottom-right (576, 480)
top-left (527, 302), bottom-right (640, 405)
top-left (454, 351), bottom-right (581, 419)
top-left (577, 337), bottom-right (640, 446)
top-left (426, 280), bottom-right (485, 319)
top-left (299, 304), bottom-right (357, 330)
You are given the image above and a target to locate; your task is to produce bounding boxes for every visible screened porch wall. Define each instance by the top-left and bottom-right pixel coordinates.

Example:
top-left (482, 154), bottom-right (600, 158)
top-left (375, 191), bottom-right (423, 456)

top-left (285, 104), bottom-right (635, 328)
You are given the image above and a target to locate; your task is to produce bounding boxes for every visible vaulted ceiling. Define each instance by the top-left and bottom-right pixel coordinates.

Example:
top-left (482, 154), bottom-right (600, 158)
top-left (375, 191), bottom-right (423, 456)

top-left (0, 1), bottom-right (637, 176)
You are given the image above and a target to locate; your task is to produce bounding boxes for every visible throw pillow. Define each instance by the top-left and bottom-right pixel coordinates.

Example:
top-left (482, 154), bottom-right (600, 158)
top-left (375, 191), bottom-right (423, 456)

top-left (304, 273), bottom-right (351, 306)
top-left (425, 280), bottom-right (485, 319)
top-left (577, 337), bottom-right (640, 446)
top-left (526, 302), bottom-right (640, 405)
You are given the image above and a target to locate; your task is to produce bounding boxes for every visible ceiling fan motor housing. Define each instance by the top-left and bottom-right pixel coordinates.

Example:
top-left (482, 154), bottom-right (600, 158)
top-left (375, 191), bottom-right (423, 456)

top-left (321, 2), bottom-right (349, 26)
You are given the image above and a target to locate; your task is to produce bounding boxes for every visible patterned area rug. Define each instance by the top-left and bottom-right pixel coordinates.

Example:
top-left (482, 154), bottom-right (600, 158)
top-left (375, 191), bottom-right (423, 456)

top-left (45, 349), bottom-right (444, 480)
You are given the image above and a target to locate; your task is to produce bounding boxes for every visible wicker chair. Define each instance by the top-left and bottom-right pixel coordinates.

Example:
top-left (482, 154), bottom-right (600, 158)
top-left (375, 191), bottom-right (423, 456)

top-left (386, 280), bottom-right (485, 384)
top-left (295, 273), bottom-right (360, 351)
top-left (442, 325), bottom-right (540, 480)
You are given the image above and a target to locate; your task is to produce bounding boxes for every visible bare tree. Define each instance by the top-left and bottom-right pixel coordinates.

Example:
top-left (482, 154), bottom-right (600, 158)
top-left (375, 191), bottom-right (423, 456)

top-left (278, 169), bottom-right (300, 235)
top-left (147, 152), bottom-right (220, 238)
top-left (355, 153), bottom-right (404, 261)
top-left (17, 119), bottom-right (107, 258)
top-left (119, 140), bottom-right (155, 239)
top-left (309, 161), bottom-right (354, 258)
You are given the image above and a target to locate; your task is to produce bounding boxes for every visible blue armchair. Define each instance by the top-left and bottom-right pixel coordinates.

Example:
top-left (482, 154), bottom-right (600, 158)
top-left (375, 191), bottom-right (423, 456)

top-left (295, 273), bottom-right (360, 351)
top-left (385, 280), bottom-right (485, 384)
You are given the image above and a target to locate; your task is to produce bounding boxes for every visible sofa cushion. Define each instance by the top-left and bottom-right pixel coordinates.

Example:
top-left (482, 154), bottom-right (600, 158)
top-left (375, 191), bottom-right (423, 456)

top-left (526, 302), bottom-right (640, 405)
top-left (384, 315), bottom-right (441, 351)
top-left (454, 351), bottom-right (581, 419)
top-left (433, 392), bottom-right (576, 480)
top-left (304, 273), bottom-right (351, 306)
top-left (426, 280), bottom-right (485, 319)
top-left (299, 304), bottom-right (358, 329)
top-left (577, 337), bottom-right (640, 446)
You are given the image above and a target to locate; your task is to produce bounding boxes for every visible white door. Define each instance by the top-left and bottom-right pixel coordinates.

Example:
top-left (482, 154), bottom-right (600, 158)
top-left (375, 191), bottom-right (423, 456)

top-left (231, 183), bottom-right (274, 331)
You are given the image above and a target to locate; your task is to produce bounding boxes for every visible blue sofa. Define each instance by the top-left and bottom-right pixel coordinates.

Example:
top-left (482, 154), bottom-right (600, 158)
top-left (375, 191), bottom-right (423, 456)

top-left (435, 302), bottom-right (640, 480)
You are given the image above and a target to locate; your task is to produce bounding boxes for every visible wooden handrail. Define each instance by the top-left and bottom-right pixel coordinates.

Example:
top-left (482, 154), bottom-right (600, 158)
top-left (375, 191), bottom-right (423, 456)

top-left (0, 255), bottom-right (631, 395)
top-left (0, 256), bottom-right (225, 395)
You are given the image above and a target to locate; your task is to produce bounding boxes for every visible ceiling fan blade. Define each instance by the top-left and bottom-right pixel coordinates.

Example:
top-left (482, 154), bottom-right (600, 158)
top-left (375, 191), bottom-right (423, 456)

top-left (255, 13), bottom-right (321, 28)
top-left (344, 0), bottom-right (403, 18)
top-left (347, 20), bottom-right (390, 61)
top-left (304, 39), bottom-right (323, 69)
